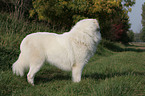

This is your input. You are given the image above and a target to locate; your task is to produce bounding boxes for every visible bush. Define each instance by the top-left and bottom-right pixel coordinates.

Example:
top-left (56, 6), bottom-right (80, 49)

top-left (29, 0), bottom-right (131, 43)
top-left (127, 30), bottom-right (134, 42)
top-left (141, 27), bottom-right (145, 42)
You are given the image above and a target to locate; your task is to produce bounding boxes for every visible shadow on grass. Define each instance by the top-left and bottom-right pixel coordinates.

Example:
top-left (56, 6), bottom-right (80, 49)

top-left (84, 71), bottom-right (145, 81)
top-left (35, 69), bottom-right (71, 85)
top-left (34, 68), bottom-right (145, 85)
top-left (123, 48), bottom-right (145, 52)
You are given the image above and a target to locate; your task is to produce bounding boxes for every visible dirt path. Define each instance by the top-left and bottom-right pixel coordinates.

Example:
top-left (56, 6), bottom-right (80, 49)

top-left (129, 42), bottom-right (145, 50)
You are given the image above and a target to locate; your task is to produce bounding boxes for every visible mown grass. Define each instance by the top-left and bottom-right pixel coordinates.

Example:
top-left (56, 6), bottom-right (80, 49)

top-left (0, 13), bottom-right (145, 96)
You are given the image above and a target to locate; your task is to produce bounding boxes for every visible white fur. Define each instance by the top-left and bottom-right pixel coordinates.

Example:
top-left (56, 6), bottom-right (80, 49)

top-left (12, 19), bottom-right (101, 85)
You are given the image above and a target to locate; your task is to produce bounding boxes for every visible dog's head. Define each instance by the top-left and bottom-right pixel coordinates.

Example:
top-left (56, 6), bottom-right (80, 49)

top-left (71, 19), bottom-right (100, 35)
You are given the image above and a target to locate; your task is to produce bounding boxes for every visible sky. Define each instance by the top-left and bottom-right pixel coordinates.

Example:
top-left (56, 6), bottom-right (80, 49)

top-left (128, 0), bottom-right (145, 33)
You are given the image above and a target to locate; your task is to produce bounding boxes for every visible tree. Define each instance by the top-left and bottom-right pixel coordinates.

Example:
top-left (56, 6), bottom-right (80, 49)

top-left (141, 2), bottom-right (145, 42)
top-left (127, 30), bottom-right (134, 42)
top-left (134, 33), bottom-right (141, 42)
top-left (122, 0), bottom-right (135, 7)
top-left (29, 0), bottom-right (134, 43)
top-left (141, 27), bottom-right (145, 42)
top-left (142, 2), bottom-right (145, 27)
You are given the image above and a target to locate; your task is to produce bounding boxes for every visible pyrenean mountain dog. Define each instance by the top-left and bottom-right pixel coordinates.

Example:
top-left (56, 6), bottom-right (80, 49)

top-left (12, 19), bottom-right (101, 85)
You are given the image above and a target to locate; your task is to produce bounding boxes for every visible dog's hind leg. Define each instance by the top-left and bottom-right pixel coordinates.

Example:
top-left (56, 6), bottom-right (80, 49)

top-left (27, 56), bottom-right (44, 86)
top-left (27, 63), bottom-right (43, 86)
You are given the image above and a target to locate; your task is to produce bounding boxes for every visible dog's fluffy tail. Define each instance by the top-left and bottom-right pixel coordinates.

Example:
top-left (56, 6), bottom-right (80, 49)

top-left (12, 53), bottom-right (27, 77)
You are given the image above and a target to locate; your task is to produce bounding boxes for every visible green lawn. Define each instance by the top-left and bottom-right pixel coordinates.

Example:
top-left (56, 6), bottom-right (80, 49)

top-left (0, 13), bottom-right (145, 96)
top-left (0, 44), bottom-right (145, 96)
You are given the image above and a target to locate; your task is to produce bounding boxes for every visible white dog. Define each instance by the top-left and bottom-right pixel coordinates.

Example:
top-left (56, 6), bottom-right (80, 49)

top-left (12, 19), bottom-right (101, 85)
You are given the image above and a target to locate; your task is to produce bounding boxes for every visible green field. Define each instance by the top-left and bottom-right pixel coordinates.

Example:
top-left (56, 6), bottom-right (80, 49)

top-left (0, 14), bottom-right (145, 96)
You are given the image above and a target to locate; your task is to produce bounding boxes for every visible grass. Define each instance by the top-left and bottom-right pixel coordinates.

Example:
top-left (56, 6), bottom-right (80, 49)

top-left (0, 13), bottom-right (145, 96)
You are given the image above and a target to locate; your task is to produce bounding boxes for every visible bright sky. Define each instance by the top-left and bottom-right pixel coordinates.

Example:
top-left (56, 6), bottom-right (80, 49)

top-left (128, 0), bottom-right (145, 33)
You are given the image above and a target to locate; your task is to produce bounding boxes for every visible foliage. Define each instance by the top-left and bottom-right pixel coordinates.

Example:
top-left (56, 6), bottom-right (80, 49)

top-left (0, 0), bottom-right (32, 19)
top-left (110, 23), bottom-right (129, 43)
top-left (127, 30), bottom-right (135, 42)
top-left (141, 27), bottom-right (145, 42)
top-left (142, 2), bottom-right (145, 27)
top-left (134, 33), bottom-right (142, 42)
top-left (141, 2), bottom-right (145, 42)
top-left (29, 0), bottom-right (133, 43)
top-left (0, 0), bottom-right (135, 43)
top-left (122, 0), bottom-right (135, 7)
top-left (122, 0), bottom-right (136, 12)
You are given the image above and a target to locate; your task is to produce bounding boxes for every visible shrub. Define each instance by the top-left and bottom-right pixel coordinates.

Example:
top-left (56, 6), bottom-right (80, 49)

top-left (29, 0), bottom-right (131, 43)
